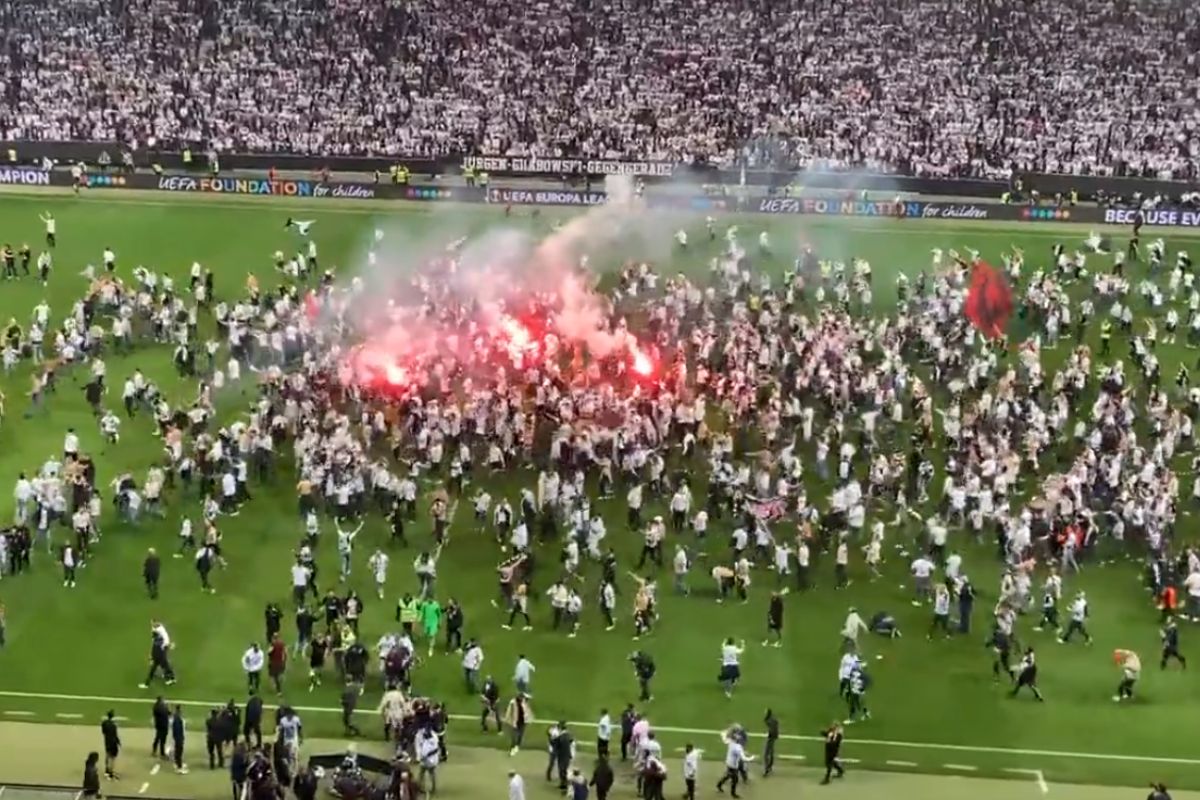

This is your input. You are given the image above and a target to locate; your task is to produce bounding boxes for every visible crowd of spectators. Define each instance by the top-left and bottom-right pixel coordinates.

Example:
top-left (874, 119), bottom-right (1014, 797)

top-left (1, 0), bottom-right (1198, 178)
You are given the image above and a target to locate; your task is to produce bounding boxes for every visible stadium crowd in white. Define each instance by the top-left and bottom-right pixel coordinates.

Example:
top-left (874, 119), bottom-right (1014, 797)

top-left (0, 0), bottom-right (1198, 178)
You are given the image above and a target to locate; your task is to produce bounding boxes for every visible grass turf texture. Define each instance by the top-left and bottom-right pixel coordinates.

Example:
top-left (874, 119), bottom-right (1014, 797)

top-left (0, 188), bottom-right (1199, 791)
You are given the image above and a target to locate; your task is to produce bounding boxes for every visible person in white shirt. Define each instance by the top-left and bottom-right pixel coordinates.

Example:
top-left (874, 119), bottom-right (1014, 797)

top-left (39, 212), bottom-right (56, 248)
top-left (930, 583), bottom-right (952, 639)
top-left (715, 729), bottom-right (751, 796)
top-left (462, 639), bottom-right (484, 693)
top-left (241, 643), bottom-right (265, 691)
top-left (672, 545), bottom-right (690, 595)
top-left (1058, 592), bottom-right (1093, 645)
top-left (682, 743), bottom-right (702, 799)
top-left (63, 428), bottom-right (79, 459)
top-left (945, 551), bottom-right (963, 582)
top-left (1183, 569), bottom-right (1200, 620)
top-left (514, 654), bottom-right (536, 696)
top-left (838, 652), bottom-right (861, 697)
top-left (596, 710), bottom-right (612, 759)
top-left (220, 470), bottom-right (238, 514)
top-left (718, 638), bottom-right (745, 698)
top-left (416, 726), bottom-right (441, 794)
top-left (508, 771), bottom-right (526, 800)
top-left (290, 558), bottom-right (311, 605)
top-left (910, 555), bottom-right (935, 606)
top-left (834, 537), bottom-right (850, 588)
top-left (13, 473), bottom-right (33, 525)
top-left (841, 607), bottom-right (869, 652)
top-left (62, 543), bottom-right (77, 587)
top-left (336, 519), bottom-right (364, 581)
top-left (99, 410), bottom-right (121, 444)
top-left (368, 549), bottom-right (389, 599)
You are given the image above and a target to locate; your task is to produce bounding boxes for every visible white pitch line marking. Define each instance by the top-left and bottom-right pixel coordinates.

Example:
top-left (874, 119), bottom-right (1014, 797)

top-left (138, 782), bottom-right (149, 794)
top-left (1005, 768), bottom-right (1049, 794)
top-left (55, 713), bottom-right (84, 720)
top-left (944, 764), bottom-right (978, 771)
top-left (886, 760), bottom-right (918, 767)
top-left (779, 754), bottom-right (806, 761)
top-left (2, 711), bottom-right (35, 717)
top-left (841, 758), bottom-right (861, 764)
top-left (150, 764), bottom-right (161, 776)
top-left (1, 688), bottom-right (1197, 767)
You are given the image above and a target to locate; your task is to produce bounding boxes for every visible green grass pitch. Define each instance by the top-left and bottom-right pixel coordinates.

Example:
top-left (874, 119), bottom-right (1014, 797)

top-left (0, 188), bottom-right (1199, 793)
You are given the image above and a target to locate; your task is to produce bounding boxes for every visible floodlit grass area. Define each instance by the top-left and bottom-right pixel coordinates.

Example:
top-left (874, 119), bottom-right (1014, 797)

top-left (1, 188), bottom-right (1200, 793)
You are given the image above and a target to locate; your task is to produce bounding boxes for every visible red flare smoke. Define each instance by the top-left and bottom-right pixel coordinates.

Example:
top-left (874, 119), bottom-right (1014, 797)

top-left (963, 260), bottom-right (1013, 339)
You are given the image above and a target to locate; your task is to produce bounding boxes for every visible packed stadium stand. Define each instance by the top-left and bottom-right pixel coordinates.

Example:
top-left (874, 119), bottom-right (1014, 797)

top-left (1, 0), bottom-right (1198, 178)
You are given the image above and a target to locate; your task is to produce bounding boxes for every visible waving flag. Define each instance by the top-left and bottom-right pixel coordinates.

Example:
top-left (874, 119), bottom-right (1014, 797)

top-left (963, 260), bottom-right (1013, 339)
top-left (747, 495), bottom-right (788, 522)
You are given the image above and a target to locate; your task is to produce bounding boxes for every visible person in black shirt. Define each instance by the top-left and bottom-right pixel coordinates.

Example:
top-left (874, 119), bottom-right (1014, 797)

top-left (100, 710), bottom-right (121, 778)
top-left (1, 244), bottom-right (15, 279)
top-left (220, 700), bottom-right (240, 750)
top-left (84, 378), bottom-right (103, 416)
top-left (1161, 618), bottom-right (1187, 670)
top-left (322, 590), bottom-right (342, 630)
top-left (18, 243), bottom-right (31, 276)
top-left (480, 675), bottom-right (501, 731)
top-left (82, 752), bottom-right (102, 798)
top-left (265, 603), bottom-right (283, 643)
top-left (642, 757), bottom-right (666, 800)
top-left (1148, 782), bottom-right (1173, 800)
top-left (619, 705), bottom-right (636, 761)
top-left (229, 742), bottom-right (249, 800)
top-left (820, 722), bottom-right (845, 784)
top-left (957, 577), bottom-right (976, 634)
top-left (206, 709), bottom-right (225, 769)
top-left (293, 764), bottom-right (319, 800)
top-left (765, 591), bottom-right (784, 646)
top-left (152, 697), bottom-right (170, 759)
top-left (590, 756), bottom-right (614, 800)
top-left (143, 548), bottom-right (161, 599)
top-left (345, 640), bottom-right (368, 684)
top-left (308, 632), bottom-right (329, 690)
top-left (341, 681), bottom-right (361, 736)
top-left (630, 650), bottom-right (656, 701)
top-left (171, 705), bottom-right (187, 773)
top-left (1010, 647), bottom-right (1044, 701)
top-left (389, 501), bottom-right (408, 547)
top-left (550, 721), bottom-right (574, 791)
top-left (762, 709), bottom-right (779, 776)
top-left (295, 605), bottom-right (315, 656)
top-left (444, 599), bottom-right (464, 652)
top-left (432, 703), bottom-right (449, 760)
top-left (243, 693), bottom-right (263, 748)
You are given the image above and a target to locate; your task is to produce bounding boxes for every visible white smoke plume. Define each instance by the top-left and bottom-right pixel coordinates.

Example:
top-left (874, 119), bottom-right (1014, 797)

top-left (334, 176), bottom-right (659, 389)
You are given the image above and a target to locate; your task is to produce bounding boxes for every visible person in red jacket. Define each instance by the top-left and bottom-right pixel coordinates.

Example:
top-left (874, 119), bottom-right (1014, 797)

top-left (268, 634), bottom-right (287, 695)
top-left (1159, 585), bottom-right (1178, 623)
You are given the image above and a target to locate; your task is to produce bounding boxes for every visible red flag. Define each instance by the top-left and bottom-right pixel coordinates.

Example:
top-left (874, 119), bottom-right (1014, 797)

top-left (963, 260), bottom-right (1012, 339)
